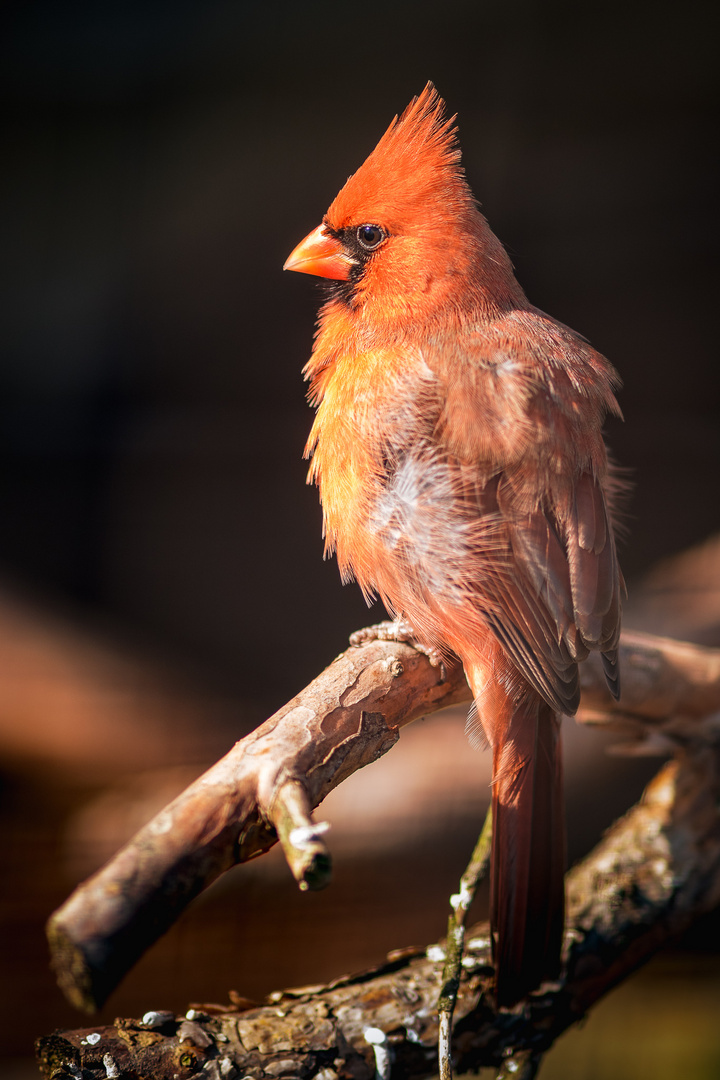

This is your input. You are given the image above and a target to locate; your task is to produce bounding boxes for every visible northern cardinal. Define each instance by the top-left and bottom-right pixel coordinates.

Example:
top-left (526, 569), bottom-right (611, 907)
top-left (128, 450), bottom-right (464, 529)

top-left (284, 84), bottom-right (622, 1006)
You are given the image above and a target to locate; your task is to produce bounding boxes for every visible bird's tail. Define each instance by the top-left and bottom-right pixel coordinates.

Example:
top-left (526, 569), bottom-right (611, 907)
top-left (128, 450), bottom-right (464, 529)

top-left (490, 694), bottom-right (565, 1007)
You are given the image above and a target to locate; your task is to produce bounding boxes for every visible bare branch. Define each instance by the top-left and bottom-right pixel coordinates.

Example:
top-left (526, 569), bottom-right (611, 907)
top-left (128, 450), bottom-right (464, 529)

top-left (47, 638), bottom-right (468, 1013)
top-left (46, 627), bottom-right (720, 1015)
top-left (37, 746), bottom-right (720, 1078)
top-left (438, 806), bottom-right (493, 1080)
top-left (578, 629), bottom-right (720, 735)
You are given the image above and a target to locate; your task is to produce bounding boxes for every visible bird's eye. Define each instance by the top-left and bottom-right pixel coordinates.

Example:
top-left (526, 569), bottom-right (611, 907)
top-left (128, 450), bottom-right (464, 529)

top-left (356, 224), bottom-right (386, 252)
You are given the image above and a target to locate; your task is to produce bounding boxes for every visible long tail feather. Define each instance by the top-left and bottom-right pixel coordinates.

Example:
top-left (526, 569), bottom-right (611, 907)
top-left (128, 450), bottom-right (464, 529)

top-left (490, 696), bottom-right (565, 1007)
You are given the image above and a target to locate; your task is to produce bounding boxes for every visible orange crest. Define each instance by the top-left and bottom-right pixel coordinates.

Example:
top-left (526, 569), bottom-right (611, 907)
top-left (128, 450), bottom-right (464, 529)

top-left (325, 82), bottom-right (474, 235)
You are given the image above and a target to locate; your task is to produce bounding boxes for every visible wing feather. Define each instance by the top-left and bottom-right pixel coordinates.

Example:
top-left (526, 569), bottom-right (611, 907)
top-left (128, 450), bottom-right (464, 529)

top-left (481, 470), bottom-right (621, 711)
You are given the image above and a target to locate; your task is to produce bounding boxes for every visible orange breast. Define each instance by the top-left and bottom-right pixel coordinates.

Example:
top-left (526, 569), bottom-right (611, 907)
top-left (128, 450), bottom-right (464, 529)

top-left (307, 346), bottom-right (424, 588)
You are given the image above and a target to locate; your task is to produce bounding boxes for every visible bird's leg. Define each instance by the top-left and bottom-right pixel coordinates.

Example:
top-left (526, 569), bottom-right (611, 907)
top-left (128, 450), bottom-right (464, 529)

top-left (438, 805), bottom-right (493, 1080)
top-left (349, 618), bottom-right (447, 678)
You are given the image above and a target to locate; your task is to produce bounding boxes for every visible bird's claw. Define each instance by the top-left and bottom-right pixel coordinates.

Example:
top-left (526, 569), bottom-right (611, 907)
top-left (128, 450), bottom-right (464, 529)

top-left (349, 619), bottom-right (447, 679)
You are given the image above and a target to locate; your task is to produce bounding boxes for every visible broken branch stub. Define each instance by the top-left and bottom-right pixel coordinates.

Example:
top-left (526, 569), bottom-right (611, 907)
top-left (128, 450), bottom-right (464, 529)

top-left (47, 638), bottom-right (469, 1012)
top-left (46, 627), bottom-right (720, 1014)
top-left (37, 746), bottom-right (720, 1078)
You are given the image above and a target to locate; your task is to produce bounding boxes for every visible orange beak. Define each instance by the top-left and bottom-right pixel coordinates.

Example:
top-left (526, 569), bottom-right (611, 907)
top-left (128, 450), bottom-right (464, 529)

top-left (283, 224), bottom-right (352, 280)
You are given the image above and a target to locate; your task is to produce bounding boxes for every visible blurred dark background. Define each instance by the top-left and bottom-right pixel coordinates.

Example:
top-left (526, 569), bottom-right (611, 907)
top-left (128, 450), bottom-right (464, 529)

top-left (2, 1), bottom-right (719, 1077)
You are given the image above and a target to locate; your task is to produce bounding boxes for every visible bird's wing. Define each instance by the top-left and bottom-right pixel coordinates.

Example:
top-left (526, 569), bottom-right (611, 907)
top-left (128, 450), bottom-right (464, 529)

top-left (427, 326), bottom-right (622, 714)
top-left (482, 470), bottom-right (621, 714)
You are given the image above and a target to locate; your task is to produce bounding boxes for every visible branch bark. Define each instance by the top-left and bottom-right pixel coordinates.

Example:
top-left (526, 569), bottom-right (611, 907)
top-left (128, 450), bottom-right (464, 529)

top-left (38, 744), bottom-right (720, 1079)
top-left (46, 629), bottom-right (720, 1016)
top-left (43, 626), bottom-right (720, 1054)
top-left (47, 636), bottom-right (470, 1014)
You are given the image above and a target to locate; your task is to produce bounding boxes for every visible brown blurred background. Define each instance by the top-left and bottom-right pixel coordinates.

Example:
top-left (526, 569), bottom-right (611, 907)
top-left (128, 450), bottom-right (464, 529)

top-left (2, 1), bottom-right (719, 1077)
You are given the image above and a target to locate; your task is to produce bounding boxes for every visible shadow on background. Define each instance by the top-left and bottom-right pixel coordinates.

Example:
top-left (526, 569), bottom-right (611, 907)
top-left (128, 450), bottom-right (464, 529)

top-left (1, 1), bottom-right (719, 1075)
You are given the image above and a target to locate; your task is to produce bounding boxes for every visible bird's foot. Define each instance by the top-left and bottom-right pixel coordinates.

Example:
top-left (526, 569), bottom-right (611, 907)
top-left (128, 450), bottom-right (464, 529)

top-left (349, 619), bottom-right (447, 679)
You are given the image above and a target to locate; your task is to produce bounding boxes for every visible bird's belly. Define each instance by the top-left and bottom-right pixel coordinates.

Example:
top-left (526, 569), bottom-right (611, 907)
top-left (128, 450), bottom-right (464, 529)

top-left (325, 447), bottom-right (497, 653)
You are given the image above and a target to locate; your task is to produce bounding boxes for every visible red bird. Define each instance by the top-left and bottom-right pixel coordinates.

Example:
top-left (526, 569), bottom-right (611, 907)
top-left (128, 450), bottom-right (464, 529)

top-left (284, 84), bottom-right (622, 1006)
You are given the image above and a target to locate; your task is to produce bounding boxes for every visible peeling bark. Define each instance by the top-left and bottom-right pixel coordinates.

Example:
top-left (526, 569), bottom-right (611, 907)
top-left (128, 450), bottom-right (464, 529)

top-left (47, 637), bottom-right (469, 1013)
top-left (38, 748), bottom-right (720, 1078)
top-left (40, 627), bottom-right (720, 1077)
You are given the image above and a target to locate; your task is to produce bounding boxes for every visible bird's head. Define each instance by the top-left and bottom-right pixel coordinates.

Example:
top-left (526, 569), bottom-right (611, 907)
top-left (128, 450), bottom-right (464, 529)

top-left (285, 84), bottom-right (523, 333)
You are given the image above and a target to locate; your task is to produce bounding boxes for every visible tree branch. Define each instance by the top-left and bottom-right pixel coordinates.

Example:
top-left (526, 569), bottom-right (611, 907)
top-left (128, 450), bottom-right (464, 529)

top-left (38, 743), bottom-right (720, 1078)
top-left (47, 637), bottom-right (469, 1013)
top-left (45, 626), bottom-right (720, 1029)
